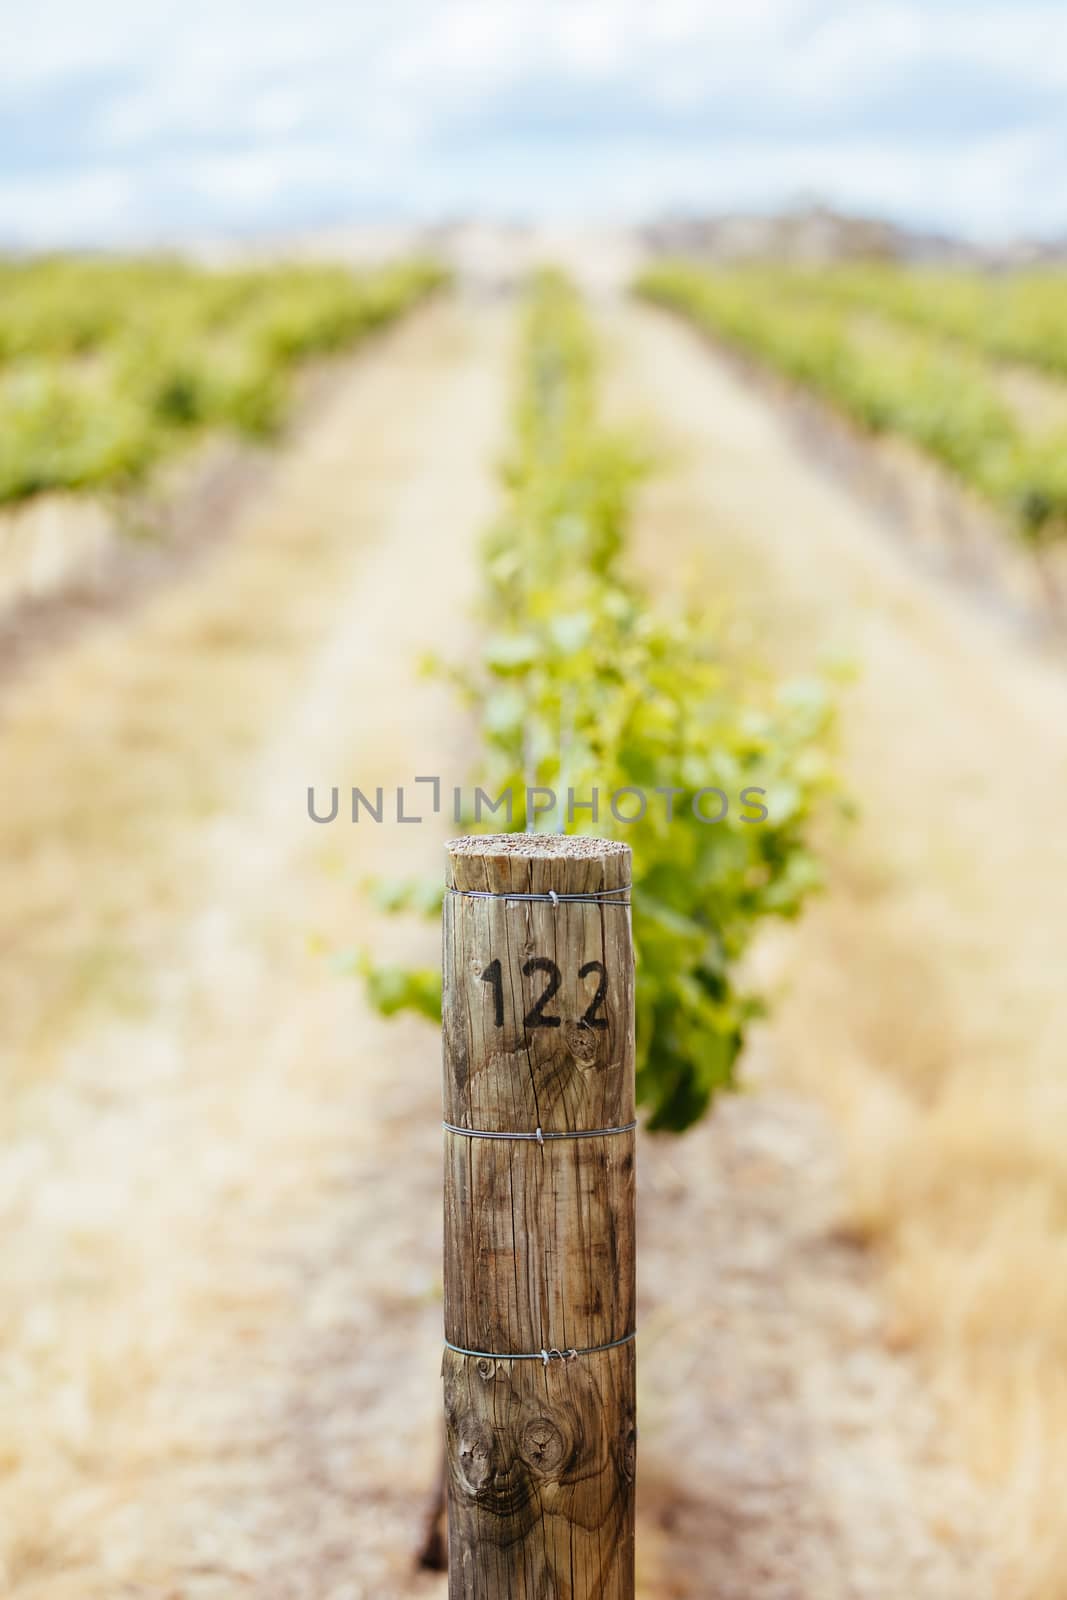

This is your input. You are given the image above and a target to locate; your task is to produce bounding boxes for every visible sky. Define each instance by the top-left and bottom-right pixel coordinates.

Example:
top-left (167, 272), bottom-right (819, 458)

top-left (3, 0), bottom-right (1067, 247)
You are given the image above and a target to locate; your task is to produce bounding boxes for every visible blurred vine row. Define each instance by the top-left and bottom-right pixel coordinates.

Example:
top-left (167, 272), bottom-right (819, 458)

top-left (361, 271), bottom-right (835, 1131)
top-left (0, 255), bottom-right (445, 504)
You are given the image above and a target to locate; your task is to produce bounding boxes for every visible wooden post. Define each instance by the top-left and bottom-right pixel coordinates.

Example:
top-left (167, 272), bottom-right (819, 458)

top-left (442, 834), bottom-right (636, 1600)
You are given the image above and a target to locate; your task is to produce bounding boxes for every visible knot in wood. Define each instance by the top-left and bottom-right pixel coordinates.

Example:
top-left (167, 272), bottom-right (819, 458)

top-left (519, 1415), bottom-right (568, 1476)
top-left (620, 1415), bottom-right (637, 1484)
top-left (563, 1018), bottom-right (600, 1065)
top-left (455, 1417), bottom-right (495, 1497)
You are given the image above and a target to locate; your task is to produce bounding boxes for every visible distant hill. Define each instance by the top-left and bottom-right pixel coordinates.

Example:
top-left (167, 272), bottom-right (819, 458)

top-left (639, 204), bottom-right (1067, 267)
top-left (170, 208), bottom-right (1067, 285)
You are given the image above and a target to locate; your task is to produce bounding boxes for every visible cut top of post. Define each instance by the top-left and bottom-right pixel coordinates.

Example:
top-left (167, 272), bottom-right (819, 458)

top-left (446, 833), bottom-right (631, 899)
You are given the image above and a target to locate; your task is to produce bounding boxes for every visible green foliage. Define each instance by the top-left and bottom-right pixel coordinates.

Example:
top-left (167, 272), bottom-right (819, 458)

top-left (638, 263), bottom-right (1067, 545)
top-left (362, 270), bottom-right (834, 1132)
top-left (361, 959), bottom-right (443, 1023)
top-left (780, 262), bottom-right (1067, 379)
top-left (368, 876), bottom-right (447, 917)
top-left (0, 255), bottom-right (446, 505)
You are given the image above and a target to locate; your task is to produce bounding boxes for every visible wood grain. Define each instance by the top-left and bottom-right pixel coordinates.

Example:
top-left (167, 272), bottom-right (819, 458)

top-left (443, 834), bottom-right (636, 1599)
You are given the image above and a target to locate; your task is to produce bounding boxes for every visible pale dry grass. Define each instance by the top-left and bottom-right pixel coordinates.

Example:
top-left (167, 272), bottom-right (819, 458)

top-left (0, 299), bottom-right (509, 1595)
top-left (780, 887), bottom-right (1067, 1597)
top-left (0, 419), bottom-right (381, 1081)
top-left (608, 297), bottom-right (1067, 1599)
top-left (0, 493), bottom-right (117, 612)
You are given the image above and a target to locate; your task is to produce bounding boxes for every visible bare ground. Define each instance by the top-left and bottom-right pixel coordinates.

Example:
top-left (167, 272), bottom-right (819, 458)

top-left (605, 297), bottom-right (1067, 1597)
top-left (0, 297), bottom-right (509, 1597)
top-left (0, 293), bottom-right (1029, 1598)
top-left (636, 1086), bottom-right (997, 1599)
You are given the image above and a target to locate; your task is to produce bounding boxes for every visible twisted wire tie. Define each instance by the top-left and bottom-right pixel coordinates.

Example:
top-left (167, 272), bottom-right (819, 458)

top-left (444, 1330), bottom-right (636, 1365)
top-left (444, 1120), bottom-right (636, 1143)
top-left (446, 886), bottom-right (631, 907)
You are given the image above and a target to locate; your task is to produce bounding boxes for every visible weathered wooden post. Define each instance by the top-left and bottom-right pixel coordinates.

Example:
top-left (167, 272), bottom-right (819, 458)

top-left (442, 833), bottom-right (636, 1599)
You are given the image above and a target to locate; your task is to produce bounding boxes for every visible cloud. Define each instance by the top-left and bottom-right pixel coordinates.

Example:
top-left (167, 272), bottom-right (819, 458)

top-left (2, 0), bottom-right (1066, 244)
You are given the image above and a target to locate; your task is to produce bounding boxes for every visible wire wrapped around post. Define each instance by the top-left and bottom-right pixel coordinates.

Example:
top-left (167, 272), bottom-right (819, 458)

top-left (442, 833), bottom-right (637, 1600)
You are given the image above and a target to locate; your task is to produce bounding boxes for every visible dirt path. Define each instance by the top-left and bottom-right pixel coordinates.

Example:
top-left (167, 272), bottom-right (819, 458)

top-left (602, 296), bottom-right (1067, 1596)
top-left (635, 1088), bottom-right (996, 1600)
top-left (0, 296), bottom-right (511, 1598)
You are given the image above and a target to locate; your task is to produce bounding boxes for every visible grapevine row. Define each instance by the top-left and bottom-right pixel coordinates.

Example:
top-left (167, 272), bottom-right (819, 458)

top-left (761, 262), bottom-right (1067, 380)
top-left (363, 273), bottom-right (833, 1131)
top-left (0, 255), bottom-right (446, 505)
top-left (638, 264), bottom-right (1067, 546)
